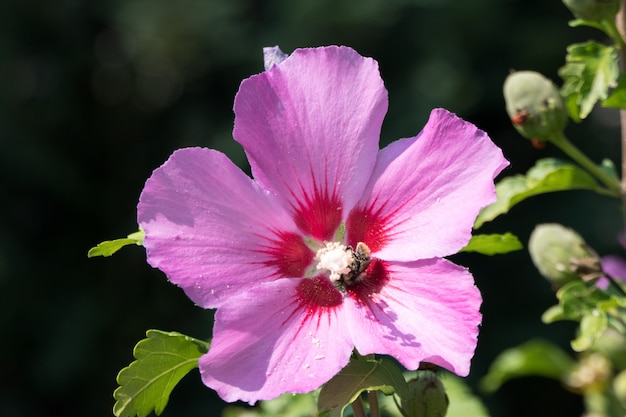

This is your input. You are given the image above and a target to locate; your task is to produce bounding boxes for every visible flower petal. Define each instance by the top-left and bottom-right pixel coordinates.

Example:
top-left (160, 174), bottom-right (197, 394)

top-left (138, 147), bottom-right (313, 309)
top-left (602, 255), bottom-right (626, 280)
top-left (233, 46), bottom-right (388, 240)
top-left (344, 258), bottom-right (481, 376)
top-left (199, 277), bottom-right (353, 404)
top-left (599, 255), bottom-right (626, 288)
top-left (347, 108), bottom-right (508, 260)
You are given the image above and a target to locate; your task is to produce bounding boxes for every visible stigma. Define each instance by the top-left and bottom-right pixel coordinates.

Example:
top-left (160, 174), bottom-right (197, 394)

top-left (315, 242), bottom-right (353, 282)
top-left (315, 241), bottom-right (372, 286)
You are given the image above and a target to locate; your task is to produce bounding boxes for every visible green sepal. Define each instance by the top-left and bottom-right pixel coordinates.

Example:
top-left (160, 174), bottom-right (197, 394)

top-left (460, 233), bottom-right (523, 255)
top-left (480, 339), bottom-right (576, 393)
top-left (378, 372), bottom-right (490, 417)
top-left (544, 281), bottom-right (603, 323)
top-left (401, 371), bottom-right (449, 417)
top-left (543, 281), bottom-right (597, 323)
top-left (113, 330), bottom-right (210, 417)
top-left (88, 229), bottom-right (145, 257)
top-left (568, 18), bottom-right (607, 31)
top-left (542, 281), bottom-right (626, 352)
top-left (475, 158), bottom-right (600, 228)
top-left (559, 41), bottom-right (619, 121)
top-left (572, 309), bottom-right (608, 351)
top-left (542, 304), bottom-right (567, 323)
top-left (317, 356), bottom-right (410, 417)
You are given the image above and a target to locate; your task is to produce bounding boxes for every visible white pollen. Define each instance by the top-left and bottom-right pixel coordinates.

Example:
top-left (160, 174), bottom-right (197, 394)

top-left (315, 242), bottom-right (352, 281)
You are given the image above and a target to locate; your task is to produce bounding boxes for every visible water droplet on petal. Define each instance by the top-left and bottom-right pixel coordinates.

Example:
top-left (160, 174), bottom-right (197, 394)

top-left (314, 354), bottom-right (325, 360)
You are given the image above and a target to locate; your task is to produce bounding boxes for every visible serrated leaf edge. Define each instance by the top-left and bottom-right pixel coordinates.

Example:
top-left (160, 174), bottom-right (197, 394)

top-left (112, 330), bottom-right (207, 417)
top-left (113, 355), bottom-right (199, 417)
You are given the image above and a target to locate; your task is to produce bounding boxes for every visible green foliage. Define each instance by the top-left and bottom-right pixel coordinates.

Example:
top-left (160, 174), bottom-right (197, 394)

top-left (543, 281), bottom-right (608, 323)
top-left (317, 356), bottom-right (410, 417)
top-left (474, 158), bottom-right (601, 228)
top-left (222, 392), bottom-right (318, 417)
top-left (113, 330), bottom-right (210, 417)
top-left (224, 369), bottom-right (491, 417)
top-left (443, 375), bottom-right (490, 417)
top-left (574, 309), bottom-right (608, 351)
top-left (460, 233), bottom-right (522, 255)
top-left (378, 372), bottom-right (490, 417)
top-left (542, 281), bottom-right (626, 352)
top-left (603, 75), bottom-right (626, 108)
top-left (480, 339), bottom-right (576, 393)
top-left (562, 0), bottom-right (620, 23)
top-left (88, 229), bottom-right (145, 257)
top-left (559, 41), bottom-right (619, 121)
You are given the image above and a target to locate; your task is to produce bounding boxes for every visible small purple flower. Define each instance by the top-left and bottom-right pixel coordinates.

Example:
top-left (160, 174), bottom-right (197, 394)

top-left (600, 232), bottom-right (626, 289)
top-left (137, 46), bottom-right (508, 404)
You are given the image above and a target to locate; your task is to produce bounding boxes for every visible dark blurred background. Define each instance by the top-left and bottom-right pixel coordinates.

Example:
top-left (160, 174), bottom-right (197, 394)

top-left (1, 0), bottom-right (623, 416)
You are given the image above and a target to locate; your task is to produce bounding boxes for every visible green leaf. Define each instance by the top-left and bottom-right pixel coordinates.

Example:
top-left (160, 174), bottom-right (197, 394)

top-left (571, 310), bottom-right (608, 351)
top-left (546, 281), bottom-right (606, 324)
top-left (551, 281), bottom-right (595, 322)
top-left (474, 158), bottom-right (600, 228)
top-left (541, 281), bottom-right (626, 352)
top-left (378, 371), bottom-right (490, 417)
top-left (568, 18), bottom-right (607, 32)
top-left (480, 339), bottom-right (575, 393)
top-left (602, 75), bottom-right (626, 108)
top-left (559, 41), bottom-right (619, 121)
top-left (113, 330), bottom-right (210, 417)
top-left (318, 357), bottom-right (410, 417)
top-left (445, 374), bottom-right (490, 417)
top-left (541, 304), bottom-right (566, 323)
top-left (88, 229), bottom-right (145, 257)
top-left (222, 392), bottom-right (318, 417)
top-left (460, 233), bottom-right (523, 255)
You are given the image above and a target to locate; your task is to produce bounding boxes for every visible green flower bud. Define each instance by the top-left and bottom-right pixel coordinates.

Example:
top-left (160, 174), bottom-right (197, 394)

top-left (562, 0), bottom-right (620, 22)
top-left (401, 371), bottom-right (449, 417)
top-left (528, 223), bottom-right (601, 287)
top-left (503, 71), bottom-right (568, 142)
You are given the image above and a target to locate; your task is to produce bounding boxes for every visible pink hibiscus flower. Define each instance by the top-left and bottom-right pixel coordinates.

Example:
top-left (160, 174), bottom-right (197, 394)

top-left (137, 45), bottom-right (508, 404)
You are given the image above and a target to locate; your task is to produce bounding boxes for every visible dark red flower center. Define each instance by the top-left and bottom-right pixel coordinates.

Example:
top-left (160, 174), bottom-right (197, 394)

top-left (292, 190), bottom-right (342, 242)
